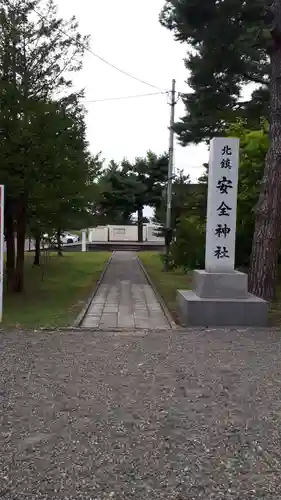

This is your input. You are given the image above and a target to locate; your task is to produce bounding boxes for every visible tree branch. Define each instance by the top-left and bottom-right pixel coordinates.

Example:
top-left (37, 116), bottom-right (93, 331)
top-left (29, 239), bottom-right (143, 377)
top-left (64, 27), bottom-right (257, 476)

top-left (243, 73), bottom-right (269, 86)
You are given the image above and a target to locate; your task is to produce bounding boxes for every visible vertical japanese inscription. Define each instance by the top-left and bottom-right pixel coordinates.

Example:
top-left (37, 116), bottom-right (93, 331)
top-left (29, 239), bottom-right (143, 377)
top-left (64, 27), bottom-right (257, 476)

top-left (205, 138), bottom-right (239, 272)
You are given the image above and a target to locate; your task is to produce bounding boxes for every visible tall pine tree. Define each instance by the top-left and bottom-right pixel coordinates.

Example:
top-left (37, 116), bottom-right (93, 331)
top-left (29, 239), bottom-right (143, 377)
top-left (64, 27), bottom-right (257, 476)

top-left (161, 0), bottom-right (281, 301)
top-left (160, 0), bottom-right (269, 144)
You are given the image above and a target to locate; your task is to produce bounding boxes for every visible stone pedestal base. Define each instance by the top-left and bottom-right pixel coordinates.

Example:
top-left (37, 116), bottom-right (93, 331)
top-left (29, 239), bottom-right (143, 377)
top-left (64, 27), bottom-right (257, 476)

top-left (193, 269), bottom-right (248, 299)
top-left (178, 270), bottom-right (269, 327)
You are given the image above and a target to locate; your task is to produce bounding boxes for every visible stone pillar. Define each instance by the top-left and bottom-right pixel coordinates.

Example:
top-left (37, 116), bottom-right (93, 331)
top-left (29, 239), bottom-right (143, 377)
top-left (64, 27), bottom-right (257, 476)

top-left (82, 229), bottom-right (87, 252)
top-left (177, 137), bottom-right (269, 327)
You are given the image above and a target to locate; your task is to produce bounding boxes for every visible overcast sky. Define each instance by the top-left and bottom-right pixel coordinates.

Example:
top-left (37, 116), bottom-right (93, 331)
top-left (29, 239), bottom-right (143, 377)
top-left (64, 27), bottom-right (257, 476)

top-left (56, 0), bottom-right (208, 183)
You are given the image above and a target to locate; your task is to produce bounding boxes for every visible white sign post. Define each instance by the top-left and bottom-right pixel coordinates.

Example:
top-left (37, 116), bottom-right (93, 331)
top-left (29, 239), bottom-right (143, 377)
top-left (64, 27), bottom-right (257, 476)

top-left (205, 137), bottom-right (240, 273)
top-left (82, 229), bottom-right (87, 252)
top-left (0, 185), bottom-right (4, 322)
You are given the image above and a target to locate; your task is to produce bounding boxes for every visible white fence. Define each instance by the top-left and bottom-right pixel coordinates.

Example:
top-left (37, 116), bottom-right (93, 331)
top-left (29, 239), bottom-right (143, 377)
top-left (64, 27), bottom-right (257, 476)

top-left (88, 224), bottom-right (164, 243)
top-left (109, 225), bottom-right (138, 241)
top-left (88, 226), bottom-right (108, 242)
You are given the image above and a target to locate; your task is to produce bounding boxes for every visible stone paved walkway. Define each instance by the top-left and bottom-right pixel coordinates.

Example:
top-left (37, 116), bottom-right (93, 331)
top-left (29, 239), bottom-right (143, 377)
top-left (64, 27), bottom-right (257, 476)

top-left (82, 251), bottom-right (170, 329)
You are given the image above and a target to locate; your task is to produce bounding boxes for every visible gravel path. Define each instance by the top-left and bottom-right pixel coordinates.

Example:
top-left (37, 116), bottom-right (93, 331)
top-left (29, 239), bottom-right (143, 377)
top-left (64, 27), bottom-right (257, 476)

top-left (1, 327), bottom-right (281, 499)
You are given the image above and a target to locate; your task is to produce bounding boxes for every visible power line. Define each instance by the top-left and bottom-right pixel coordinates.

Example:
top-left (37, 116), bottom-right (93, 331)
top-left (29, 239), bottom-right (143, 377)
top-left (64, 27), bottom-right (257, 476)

top-left (33, 7), bottom-right (167, 92)
top-left (82, 91), bottom-right (167, 103)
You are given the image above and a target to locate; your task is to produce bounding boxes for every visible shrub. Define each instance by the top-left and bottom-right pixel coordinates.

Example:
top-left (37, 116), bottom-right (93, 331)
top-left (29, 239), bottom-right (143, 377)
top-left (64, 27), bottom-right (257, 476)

top-left (169, 215), bottom-right (205, 271)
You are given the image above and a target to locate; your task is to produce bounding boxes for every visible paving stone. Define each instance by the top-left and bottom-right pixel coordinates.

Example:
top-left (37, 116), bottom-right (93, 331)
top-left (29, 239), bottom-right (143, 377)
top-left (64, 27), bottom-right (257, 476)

top-left (103, 307), bottom-right (118, 313)
top-left (151, 320), bottom-right (169, 329)
top-left (135, 320), bottom-right (152, 329)
top-left (82, 317), bottom-right (100, 328)
top-left (119, 308), bottom-right (133, 316)
top-left (134, 312), bottom-right (149, 319)
top-left (149, 311), bottom-right (164, 318)
top-left (88, 305), bottom-right (103, 313)
top-left (87, 310), bottom-right (103, 317)
top-left (100, 314), bottom-right (118, 326)
top-left (118, 318), bottom-right (135, 328)
top-left (94, 298), bottom-right (108, 305)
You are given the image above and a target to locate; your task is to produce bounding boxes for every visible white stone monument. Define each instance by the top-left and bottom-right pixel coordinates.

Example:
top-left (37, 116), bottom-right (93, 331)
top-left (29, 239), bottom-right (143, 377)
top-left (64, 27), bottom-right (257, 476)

top-left (177, 137), bottom-right (269, 326)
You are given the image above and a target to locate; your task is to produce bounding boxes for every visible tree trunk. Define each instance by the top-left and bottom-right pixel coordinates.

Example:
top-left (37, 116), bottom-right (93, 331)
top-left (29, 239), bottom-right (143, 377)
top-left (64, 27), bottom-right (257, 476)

top-left (5, 202), bottom-right (15, 293)
top-left (33, 234), bottom-right (41, 266)
top-left (13, 200), bottom-right (26, 293)
top-left (137, 206), bottom-right (143, 242)
top-left (57, 228), bottom-right (63, 256)
top-left (248, 19), bottom-right (281, 301)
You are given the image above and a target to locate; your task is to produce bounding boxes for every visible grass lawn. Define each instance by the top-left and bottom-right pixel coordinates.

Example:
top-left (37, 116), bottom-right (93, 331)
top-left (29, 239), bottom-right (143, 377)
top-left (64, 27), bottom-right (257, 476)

top-left (139, 251), bottom-right (281, 326)
top-left (2, 252), bottom-right (110, 329)
top-left (139, 251), bottom-right (192, 323)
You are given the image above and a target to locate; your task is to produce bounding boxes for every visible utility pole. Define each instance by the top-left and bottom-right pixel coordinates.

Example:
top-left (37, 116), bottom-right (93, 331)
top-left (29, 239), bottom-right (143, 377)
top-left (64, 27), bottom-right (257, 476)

top-left (164, 79), bottom-right (176, 272)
